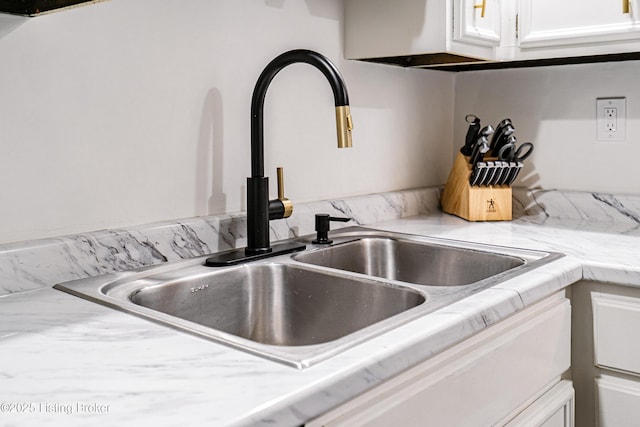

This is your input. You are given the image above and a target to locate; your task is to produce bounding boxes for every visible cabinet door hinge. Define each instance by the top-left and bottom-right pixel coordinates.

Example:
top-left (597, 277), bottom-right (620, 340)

top-left (515, 13), bottom-right (519, 39)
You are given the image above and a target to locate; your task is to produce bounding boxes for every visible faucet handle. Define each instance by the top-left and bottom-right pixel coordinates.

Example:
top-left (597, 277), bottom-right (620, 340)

top-left (268, 167), bottom-right (293, 220)
top-left (276, 167), bottom-right (286, 200)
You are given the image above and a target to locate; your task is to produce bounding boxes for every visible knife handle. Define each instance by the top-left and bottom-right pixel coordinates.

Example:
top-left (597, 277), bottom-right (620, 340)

top-left (489, 119), bottom-right (510, 149)
top-left (470, 136), bottom-right (490, 166)
top-left (461, 115), bottom-right (481, 156)
top-left (498, 162), bottom-right (515, 185)
top-left (493, 133), bottom-right (517, 158)
top-left (506, 162), bottom-right (523, 186)
top-left (498, 161), bottom-right (510, 186)
top-left (491, 127), bottom-right (516, 157)
top-left (483, 162), bottom-right (497, 186)
top-left (469, 162), bottom-right (486, 186)
top-left (488, 163), bottom-right (501, 186)
top-left (479, 125), bottom-right (495, 139)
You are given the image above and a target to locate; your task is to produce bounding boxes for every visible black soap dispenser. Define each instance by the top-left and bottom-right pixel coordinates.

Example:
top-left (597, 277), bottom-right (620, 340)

top-left (312, 214), bottom-right (351, 244)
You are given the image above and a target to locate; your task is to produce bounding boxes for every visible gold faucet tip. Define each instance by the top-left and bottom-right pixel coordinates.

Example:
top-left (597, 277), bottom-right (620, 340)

top-left (335, 105), bottom-right (353, 148)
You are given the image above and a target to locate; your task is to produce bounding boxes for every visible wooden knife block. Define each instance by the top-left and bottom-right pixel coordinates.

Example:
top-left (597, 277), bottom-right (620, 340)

top-left (441, 153), bottom-right (512, 221)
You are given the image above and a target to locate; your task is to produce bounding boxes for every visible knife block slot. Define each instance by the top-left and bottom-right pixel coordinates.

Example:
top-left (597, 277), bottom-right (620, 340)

top-left (441, 153), bottom-right (512, 221)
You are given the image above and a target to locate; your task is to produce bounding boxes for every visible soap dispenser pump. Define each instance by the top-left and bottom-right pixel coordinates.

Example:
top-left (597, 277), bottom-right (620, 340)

top-left (312, 214), bottom-right (351, 244)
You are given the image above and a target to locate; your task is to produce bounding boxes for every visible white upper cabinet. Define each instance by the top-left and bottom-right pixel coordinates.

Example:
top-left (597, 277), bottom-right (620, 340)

top-left (344, 0), bottom-right (502, 66)
top-left (517, 0), bottom-right (640, 59)
top-left (345, 0), bottom-right (640, 67)
top-left (454, 0), bottom-right (502, 47)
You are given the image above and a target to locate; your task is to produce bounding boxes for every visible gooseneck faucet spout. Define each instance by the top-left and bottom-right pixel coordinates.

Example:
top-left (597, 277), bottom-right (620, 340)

top-left (246, 49), bottom-right (353, 255)
top-left (250, 49), bottom-right (353, 178)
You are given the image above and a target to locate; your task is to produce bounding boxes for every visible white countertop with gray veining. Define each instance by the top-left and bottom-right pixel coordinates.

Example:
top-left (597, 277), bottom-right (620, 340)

top-left (1, 188), bottom-right (639, 426)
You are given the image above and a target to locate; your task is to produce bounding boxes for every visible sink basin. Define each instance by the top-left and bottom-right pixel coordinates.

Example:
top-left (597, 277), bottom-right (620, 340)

top-left (126, 264), bottom-right (424, 346)
top-left (56, 257), bottom-right (428, 368)
top-left (293, 237), bottom-right (525, 286)
top-left (54, 227), bottom-right (562, 368)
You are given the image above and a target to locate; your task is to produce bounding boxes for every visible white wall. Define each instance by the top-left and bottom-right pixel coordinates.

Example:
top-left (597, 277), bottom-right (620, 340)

top-left (454, 61), bottom-right (640, 194)
top-left (0, 0), bottom-right (454, 244)
top-left (8, 0), bottom-right (633, 246)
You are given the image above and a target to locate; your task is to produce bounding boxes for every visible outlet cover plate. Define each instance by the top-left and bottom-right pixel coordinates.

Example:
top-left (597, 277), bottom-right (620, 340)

top-left (597, 97), bottom-right (626, 142)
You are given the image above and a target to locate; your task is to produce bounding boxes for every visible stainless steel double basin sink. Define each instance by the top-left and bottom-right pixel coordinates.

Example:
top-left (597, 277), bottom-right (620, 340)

top-left (54, 227), bottom-right (562, 368)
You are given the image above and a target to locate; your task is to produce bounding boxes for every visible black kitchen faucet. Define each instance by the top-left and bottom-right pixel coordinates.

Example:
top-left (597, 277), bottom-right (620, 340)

top-left (206, 49), bottom-right (353, 266)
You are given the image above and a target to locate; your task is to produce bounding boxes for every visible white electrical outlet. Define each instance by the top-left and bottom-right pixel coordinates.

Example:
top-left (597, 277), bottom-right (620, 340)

top-left (597, 97), bottom-right (626, 141)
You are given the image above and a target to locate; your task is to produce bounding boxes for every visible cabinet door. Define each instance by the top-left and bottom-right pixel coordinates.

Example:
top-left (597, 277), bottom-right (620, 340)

top-left (454, 0), bottom-right (502, 47)
top-left (345, 0), bottom-right (497, 62)
top-left (306, 294), bottom-right (571, 427)
top-left (592, 292), bottom-right (640, 375)
top-left (518, 0), bottom-right (640, 50)
top-left (596, 375), bottom-right (640, 427)
top-left (504, 380), bottom-right (575, 427)
top-left (571, 281), bottom-right (640, 427)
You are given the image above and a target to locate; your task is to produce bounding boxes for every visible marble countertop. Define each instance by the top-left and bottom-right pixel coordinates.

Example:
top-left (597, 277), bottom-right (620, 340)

top-left (1, 204), bottom-right (639, 426)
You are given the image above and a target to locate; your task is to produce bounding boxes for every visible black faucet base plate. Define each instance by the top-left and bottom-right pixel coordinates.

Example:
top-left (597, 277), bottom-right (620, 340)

top-left (204, 242), bottom-right (306, 267)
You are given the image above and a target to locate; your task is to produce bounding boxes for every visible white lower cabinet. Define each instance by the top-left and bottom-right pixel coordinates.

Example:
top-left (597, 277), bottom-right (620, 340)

top-left (307, 292), bottom-right (572, 427)
top-left (596, 375), bottom-right (640, 427)
top-left (592, 292), bottom-right (640, 375)
top-left (571, 281), bottom-right (640, 427)
top-left (504, 380), bottom-right (574, 427)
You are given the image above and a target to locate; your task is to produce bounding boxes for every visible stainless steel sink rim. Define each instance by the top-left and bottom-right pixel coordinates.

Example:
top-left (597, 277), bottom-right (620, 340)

top-left (54, 227), bottom-right (563, 369)
top-left (56, 259), bottom-right (430, 368)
